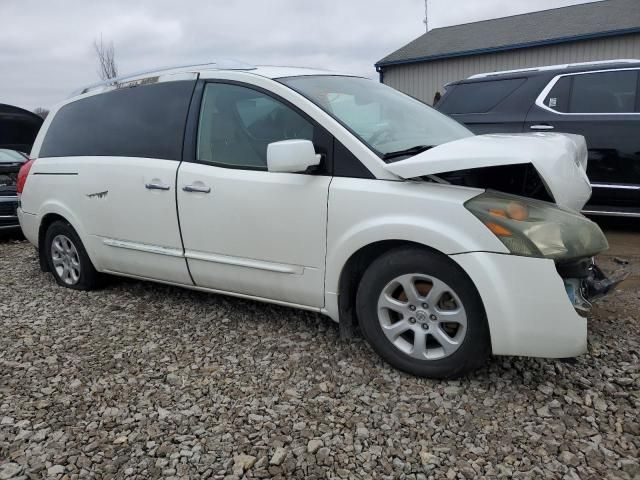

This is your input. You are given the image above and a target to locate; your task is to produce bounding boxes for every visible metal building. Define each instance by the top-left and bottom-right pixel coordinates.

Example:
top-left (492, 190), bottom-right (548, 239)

top-left (376, 0), bottom-right (640, 105)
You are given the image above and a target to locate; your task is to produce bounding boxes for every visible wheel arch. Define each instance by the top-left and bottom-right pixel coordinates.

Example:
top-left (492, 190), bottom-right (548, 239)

top-left (334, 239), bottom-right (491, 348)
top-left (336, 240), bottom-right (447, 337)
top-left (37, 206), bottom-right (95, 272)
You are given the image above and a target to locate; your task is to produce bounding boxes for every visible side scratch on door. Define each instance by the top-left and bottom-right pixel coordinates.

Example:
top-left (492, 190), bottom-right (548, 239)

top-left (86, 190), bottom-right (108, 199)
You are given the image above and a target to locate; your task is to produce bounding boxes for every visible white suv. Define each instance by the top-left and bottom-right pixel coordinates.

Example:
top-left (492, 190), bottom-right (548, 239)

top-left (18, 61), bottom-right (618, 378)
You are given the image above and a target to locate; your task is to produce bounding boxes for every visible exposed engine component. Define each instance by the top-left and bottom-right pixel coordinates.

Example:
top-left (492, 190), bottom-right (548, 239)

top-left (426, 164), bottom-right (554, 203)
top-left (556, 258), bottom-right (629, 313)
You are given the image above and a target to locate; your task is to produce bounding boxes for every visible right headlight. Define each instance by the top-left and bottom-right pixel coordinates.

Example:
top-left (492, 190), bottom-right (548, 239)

top-left (464, 191), bottom-right (608, 261)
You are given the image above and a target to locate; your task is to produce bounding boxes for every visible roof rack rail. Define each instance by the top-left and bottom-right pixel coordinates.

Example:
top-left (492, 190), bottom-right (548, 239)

top-left (72, 59), bottom-right (255, 96)
top-left (468, 59), bottom-right (640, 79)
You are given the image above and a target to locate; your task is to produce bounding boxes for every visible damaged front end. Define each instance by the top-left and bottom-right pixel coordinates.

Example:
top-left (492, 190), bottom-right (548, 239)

top-left (462, 190), bottom-right (627, 313)
top-left (558, 258), bottom-right (629, 314)
top-left (384, 132), bottom-right (592, 211)
top-left (384, 132), bottom-right (627, 311)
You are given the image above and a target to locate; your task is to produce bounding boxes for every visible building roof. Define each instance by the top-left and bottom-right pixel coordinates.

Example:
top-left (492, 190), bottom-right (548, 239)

top-left (376, 0), bottom-right (640, 68)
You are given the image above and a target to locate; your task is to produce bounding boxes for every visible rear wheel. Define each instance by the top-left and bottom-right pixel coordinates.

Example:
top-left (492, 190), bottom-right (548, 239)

top-left (356, 247), bottom-right (490, 379)
top-left (45, 221), bottom-right (99, 290)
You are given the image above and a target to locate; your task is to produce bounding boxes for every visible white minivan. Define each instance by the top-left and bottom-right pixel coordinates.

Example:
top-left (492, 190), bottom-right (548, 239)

top-left (18, 61), bottom-right (621, 378)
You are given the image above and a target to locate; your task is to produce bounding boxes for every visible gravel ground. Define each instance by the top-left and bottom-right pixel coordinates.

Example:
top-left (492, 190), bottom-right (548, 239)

top-left (0, 238), bottom-right (638, 479)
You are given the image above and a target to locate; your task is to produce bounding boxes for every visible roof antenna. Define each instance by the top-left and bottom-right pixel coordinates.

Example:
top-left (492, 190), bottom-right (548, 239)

top-left (423, 0), bottom-right (429, 32)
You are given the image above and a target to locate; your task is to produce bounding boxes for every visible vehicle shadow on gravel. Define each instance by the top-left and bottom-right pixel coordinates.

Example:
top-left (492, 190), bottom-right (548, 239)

top-left (0, 231), bottom-right (25, 243)
top-left (93, 271), bottom-right (555, 387)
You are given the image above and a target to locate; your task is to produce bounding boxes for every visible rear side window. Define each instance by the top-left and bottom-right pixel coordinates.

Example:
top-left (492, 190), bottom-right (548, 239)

top-left (569, 70), bottom-right (638, 114)
top-left (438, 78), bottom-right (526, 114)
top-left (40, 81), bottom-right (196, 160)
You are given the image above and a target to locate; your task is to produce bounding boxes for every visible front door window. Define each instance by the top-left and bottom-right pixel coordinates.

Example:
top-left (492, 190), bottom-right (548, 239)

top-left (197, 83), bottom-right (314, 170)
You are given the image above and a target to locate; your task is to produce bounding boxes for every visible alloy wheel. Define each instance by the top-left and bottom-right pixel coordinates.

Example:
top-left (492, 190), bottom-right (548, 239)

top-left (51, 234), bottom-right (81, 285)
top-left (376, 273), bottom-right (468, 360)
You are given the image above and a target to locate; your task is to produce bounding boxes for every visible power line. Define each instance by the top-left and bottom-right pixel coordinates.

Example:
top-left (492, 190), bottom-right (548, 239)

top-left (423, 0), bottom-right (429, 32)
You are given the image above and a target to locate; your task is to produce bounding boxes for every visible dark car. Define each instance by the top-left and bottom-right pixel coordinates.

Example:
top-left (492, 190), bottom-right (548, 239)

top-left (436, 60), bottom-right (640, 218)
top-left (0, 103), bottom-right (43, 153)
top-left (0, 104), bottom-right (43, 231)
top-left (0, 149), bottom-right (29, 231)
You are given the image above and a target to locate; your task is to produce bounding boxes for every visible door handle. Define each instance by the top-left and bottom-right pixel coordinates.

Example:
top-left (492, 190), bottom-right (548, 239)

top-left (530, 124), bottom-right (555, 131)
top-left (145, 182), bottom-right (171, 191)
top-left (183, 184), bottom-right (211, 194)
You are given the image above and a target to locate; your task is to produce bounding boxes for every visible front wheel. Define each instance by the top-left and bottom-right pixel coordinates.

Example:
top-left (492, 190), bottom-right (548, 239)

top-left (356, 247), bottom-right (490, 379)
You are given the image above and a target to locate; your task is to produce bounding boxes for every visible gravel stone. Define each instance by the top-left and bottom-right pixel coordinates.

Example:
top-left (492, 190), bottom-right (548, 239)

top-left (620, 459), bottom-right (639, 476)
top-left (316, 447), bottom-right (331, 462)
top-left (166, 373), bottom-right (181, 386)
top-left (307, 439), bottom-right (323, 453)
top-left (269, 447), bottom-right (288, 465)
top-left (68, 378), bottom-right (82, 389)
top-left (420, 449), bottom-right (439, 466)
top-left (559, 450), bottom-right (580, 467)
top-left (0, 463), bottom-right (22, 480)
top-left (47, 465), bottom-right (64, 476)
top-left (233, 454), bottom-right (256, 472)
top-left (1, 239), bottom-right (638, 478)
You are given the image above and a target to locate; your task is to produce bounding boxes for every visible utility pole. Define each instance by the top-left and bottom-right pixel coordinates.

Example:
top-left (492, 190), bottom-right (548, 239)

top-left (423, 0), bottom-right (429, 32)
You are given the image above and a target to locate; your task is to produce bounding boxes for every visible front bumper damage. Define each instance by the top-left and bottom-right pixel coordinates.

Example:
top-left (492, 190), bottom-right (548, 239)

top-left (453, 252), bottom-right (628, 359)
top-left (453, 252), bottom-right (590, 358)
top-left (558, 258), bottom-right (629, 313)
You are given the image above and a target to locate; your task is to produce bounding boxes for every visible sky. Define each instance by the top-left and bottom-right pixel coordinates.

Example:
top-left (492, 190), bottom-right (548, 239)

top-left (0, 0), bottom-right (600, 111)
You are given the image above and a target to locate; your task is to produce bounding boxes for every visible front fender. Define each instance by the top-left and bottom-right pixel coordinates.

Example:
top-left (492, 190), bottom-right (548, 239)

top-left (325, 179), bottom-right (508, 298)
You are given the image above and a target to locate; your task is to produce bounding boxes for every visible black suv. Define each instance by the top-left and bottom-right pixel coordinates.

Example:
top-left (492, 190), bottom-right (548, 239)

top-left (436, 60), bottom-right (640, 218)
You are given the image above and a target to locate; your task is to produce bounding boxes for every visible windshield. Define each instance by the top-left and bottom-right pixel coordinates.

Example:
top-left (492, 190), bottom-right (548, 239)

top-left (279, 75), bottom-right (473, 161)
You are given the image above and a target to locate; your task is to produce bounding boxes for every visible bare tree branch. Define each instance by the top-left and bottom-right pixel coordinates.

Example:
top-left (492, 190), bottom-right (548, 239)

top-left (94, 35), bottom-right (118, 81)
top-left (33, 108), bottom-right (49, 119)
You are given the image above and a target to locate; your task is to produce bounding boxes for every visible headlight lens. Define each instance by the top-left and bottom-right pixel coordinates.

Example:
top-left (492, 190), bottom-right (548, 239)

top-left (465, 191), bottom-right (608, 260)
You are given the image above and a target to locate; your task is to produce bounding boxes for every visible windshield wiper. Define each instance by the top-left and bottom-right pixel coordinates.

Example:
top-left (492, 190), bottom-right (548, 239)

top-left (382, 145), bottom-right (433, 161)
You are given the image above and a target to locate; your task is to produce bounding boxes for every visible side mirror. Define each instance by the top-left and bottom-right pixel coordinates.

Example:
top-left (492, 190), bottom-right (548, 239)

top-left (267, 139), bottom-right (321, 173)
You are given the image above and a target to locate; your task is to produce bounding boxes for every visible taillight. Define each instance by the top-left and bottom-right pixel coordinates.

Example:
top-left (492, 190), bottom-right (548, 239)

top-left (16, 158), bottom-right (36, 195)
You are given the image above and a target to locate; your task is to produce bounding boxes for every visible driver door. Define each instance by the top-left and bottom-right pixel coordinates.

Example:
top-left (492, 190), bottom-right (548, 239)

top-left (177, 81), bottom-right (332, 307)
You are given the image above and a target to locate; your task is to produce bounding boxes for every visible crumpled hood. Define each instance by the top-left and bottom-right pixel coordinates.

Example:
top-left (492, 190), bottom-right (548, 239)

top-left (384, 133), bottom-right (592, 211)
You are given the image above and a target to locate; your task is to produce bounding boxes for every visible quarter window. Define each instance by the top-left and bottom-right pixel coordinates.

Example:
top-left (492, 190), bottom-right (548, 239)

top-left (543, 76), bottom-right (572, 113)
top-left (569, 70), bottom-right (638, 114)
top-left (438, 78), bottom-right (526, 114)
top-left (40, 81), bottom-right (195, 160)
top-left (197, 83), bottom-right (314, 169)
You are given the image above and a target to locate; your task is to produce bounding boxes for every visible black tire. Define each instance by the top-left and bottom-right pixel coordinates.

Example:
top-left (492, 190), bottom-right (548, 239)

top-left (44, 220), bottom-right (100, 290)
top-left (356, 247), bottom-right (490, 379)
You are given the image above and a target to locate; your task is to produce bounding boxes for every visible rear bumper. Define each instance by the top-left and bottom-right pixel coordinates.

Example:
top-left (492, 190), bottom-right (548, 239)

top-left (452, 252), bottom-right (587, 358)
top-left (17, 207), bottom-right (38, 245)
